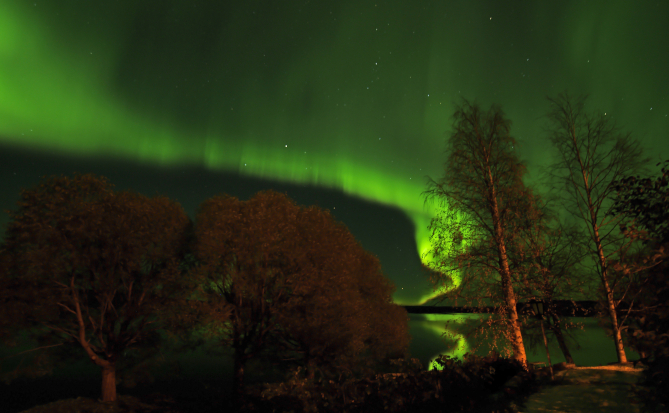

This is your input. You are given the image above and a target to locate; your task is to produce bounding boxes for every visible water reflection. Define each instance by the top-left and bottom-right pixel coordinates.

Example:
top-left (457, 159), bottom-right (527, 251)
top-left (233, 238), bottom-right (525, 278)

top-left (408, 313), bottom-right (644, 370)
top-left (409, 313), bottom-right (485, 370)
top-left (0, 314), bottom-right (644, 385)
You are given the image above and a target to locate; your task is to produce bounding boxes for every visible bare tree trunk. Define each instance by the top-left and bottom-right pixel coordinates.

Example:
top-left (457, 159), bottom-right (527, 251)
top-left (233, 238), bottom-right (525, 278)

top-left (592, 225), bottom-right (628, 364)
top-left (74, 286), bottom-right (119, 403)
top-left (501, 274), bottom-right (528, 370)
top-left (548, 313), bottom-right (575, 364)
top-left (498, 243), bottom-right (528, 370)
top-left (602, 275), bottom-right (628, 363)
top-left (492, 188), bottom-right (528, 371)
top-left (539, 319), bottom-right (554, 380)
top-left (100, 364), bottom-right (117, 403)
top-left (487, 163), bottom-right (528, 371)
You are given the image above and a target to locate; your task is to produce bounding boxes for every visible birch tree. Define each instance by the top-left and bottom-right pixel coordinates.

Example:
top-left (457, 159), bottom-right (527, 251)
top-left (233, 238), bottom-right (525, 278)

top-left (423, 99), bottom-right (533, 370)
top-left (545, 93), bottom-right (649, 363)
top-left (508, 195), bottom-right (593, 365)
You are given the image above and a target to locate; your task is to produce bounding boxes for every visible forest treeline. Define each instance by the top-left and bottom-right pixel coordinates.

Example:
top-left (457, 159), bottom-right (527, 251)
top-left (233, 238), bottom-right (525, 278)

top-left (0, 178), bottom-right (410, 409)
top-left (404, 300), bottom-right (614, 317)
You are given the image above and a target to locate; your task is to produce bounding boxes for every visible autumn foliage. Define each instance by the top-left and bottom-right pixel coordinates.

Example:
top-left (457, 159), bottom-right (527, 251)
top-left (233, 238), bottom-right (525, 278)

top-left (0, 176), bottom-right (409, 408)
top-left (189, 190), bottom-right (410, 406)
top-left (0, 173), bottom-right (194, 402)
top-left (423, 99), bottom-right (532, 368)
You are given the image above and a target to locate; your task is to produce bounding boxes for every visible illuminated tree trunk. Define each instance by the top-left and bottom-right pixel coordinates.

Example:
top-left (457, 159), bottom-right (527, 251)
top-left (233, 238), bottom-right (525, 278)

top-left (591, 220), bottom-right (628, 364)
top-left (81, 341), bottom-right (118, 403)
top-left (100, 364), bottom-right (117, 402)
top-left (490, 178), bottom-right (528, 371)
top-left (499, 263), bottom-right (528, 371)
top-left (601, 272), bottom-right (628, 363)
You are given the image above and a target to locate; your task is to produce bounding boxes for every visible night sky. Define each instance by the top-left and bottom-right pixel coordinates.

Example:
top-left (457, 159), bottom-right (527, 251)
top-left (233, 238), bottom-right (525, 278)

top-left (1, 0), bottom-right (668, 306)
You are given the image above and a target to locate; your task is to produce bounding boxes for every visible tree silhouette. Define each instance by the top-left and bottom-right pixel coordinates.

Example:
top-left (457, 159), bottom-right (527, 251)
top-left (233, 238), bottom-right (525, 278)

top-left (611, 160), bottom-right (669, 245)
top-left (606, 160), bottom-right (669, 358)
top-left (423, 99), bottom-right (533, 370)
top-left (187, 190), bottom-right (409, 409)
top-left (607, 160), bottom-right (669, 410)
top-left (0, 173), bottom-right (195, 403)
top-left (545, 92), bottom-right (649, 364)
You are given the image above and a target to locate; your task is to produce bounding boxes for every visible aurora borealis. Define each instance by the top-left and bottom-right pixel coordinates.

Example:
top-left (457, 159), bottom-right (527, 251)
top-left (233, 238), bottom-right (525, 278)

top-left (1, 0), bottom-right (668, 307)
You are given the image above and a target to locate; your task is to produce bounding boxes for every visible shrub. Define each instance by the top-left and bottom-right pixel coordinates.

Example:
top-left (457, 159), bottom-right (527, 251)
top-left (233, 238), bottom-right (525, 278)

top-left (243, 354), bottom-right (538, 413)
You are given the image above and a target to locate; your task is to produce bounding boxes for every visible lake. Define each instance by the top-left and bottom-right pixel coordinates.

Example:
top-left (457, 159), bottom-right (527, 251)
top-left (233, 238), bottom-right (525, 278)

top-left (0, 313), bottom-right (644, 386)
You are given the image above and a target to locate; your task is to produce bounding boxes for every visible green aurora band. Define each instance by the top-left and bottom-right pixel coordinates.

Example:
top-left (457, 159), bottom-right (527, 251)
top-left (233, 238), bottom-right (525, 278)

top-left (0, 1), bottom-right (461, 305)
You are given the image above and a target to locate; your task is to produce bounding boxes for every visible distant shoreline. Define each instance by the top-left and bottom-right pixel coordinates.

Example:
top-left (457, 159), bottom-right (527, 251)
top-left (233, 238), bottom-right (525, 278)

top-left (402, 300), bottom-right (621, 317)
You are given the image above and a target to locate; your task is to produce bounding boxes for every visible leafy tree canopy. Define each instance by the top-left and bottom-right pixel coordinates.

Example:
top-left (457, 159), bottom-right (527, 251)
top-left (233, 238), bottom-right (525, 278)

top-left (187, 190), bottom-right (409, 402)
top-left (0, 173), bottom-right (195, 401)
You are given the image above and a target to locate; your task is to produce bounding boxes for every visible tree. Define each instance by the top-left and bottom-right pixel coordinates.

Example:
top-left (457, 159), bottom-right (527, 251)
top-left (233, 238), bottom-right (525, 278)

top-left (189, 190), bottom-right (409, 409)
top-left (423, 99), bottom-right (534, 370)
top-left (611, 160), bottom-right (669, 246)
top-left (606, 159), bottom-right (669, 358)
top-left (424, 188), bottom-right (592, 368)
top-left (507, 194), bottom-right (593, 365)
top-left (607, 160), bottom-right (669, 411)
top-left (0, 173), bottom-right (195, 403)
top-left (545, 92), bottom-right (650, 364)
top-left (269, 207), bottom-right (410, 381)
